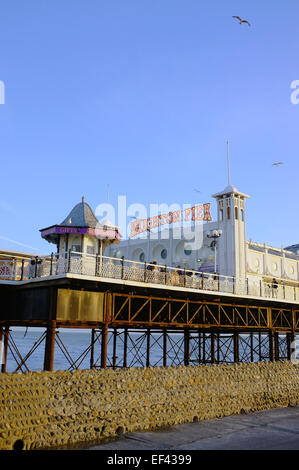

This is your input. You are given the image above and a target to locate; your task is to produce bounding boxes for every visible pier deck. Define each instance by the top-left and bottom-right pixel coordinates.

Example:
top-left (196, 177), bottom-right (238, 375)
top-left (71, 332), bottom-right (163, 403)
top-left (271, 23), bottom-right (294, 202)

top-left (0, 252), bottom-right (298, 372)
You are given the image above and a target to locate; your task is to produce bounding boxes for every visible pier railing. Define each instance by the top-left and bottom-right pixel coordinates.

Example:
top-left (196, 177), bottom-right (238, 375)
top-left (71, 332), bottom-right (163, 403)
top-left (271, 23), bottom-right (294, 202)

top-left (1, 251), bottom-right (299, 303)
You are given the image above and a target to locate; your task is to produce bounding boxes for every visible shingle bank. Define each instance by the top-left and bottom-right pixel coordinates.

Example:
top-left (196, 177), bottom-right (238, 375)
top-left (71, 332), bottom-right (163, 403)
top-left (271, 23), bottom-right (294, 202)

top-left (1, 362), bottom-right (299, 450)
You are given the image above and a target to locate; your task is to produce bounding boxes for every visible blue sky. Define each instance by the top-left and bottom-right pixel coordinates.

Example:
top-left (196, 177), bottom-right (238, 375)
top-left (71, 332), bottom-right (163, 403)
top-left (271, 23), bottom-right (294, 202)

top-left (0, 0), bottom-right (298, 254)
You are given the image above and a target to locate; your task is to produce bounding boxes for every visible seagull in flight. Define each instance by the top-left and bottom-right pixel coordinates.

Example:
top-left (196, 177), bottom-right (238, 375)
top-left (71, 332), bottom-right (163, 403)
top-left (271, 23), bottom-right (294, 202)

top-left (194, 189), bottom-right (201, 193)
top-left (233, 16), bottom-right (251, 27)
top-left (272, 162), bottom-right (284, 166)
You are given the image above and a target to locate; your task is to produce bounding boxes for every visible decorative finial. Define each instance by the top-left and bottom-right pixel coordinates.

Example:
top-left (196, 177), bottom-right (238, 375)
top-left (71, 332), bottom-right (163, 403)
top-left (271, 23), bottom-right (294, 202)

top-left (82, 196), bottom-right (85, 203)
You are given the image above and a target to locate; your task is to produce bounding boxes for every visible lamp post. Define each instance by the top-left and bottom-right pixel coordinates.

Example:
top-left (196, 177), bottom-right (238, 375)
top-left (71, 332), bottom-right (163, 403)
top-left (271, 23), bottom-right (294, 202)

top-left (207, 229), bottom-right (222, 273)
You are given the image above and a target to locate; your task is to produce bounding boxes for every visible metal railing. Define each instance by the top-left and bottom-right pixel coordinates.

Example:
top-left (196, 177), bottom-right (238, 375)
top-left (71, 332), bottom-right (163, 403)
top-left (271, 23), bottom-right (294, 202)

top-left (0, 251), bottom-right (299, 303)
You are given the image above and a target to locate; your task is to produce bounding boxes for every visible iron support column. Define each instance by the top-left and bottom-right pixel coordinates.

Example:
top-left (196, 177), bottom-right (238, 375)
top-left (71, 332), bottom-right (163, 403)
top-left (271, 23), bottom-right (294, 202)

top-left (211, 332), bottom-right (216, 364)
top-left (233, 332), bottom-right (239, 364)
top-left (216, 333), bottom-right (220, 363)
top-left (198, 330), bottom-right (201, 364)
top-left (90, 328), bottom-right (95, 369)
top-left (258, 332), bottom-right (262, 361)
top-left (184, 328), bottom-right (190, 366)
top-left (269, 330), bottom-right (274, 362)
top-left (250, 333), bottom-right (254, 362)
top-left (112, 328), bottom-right (117, 369)
top-left (123, 328), bottom-right (128, 368)
top-left (43, 320), bottom-right (56, 371)
top-left (202, 332), bottom-right (206, 364)
top-left (274, 332), bottom-right (279, 361)
top-left (146, 328), bottom-right (151, 367)
top-left (101, 324), bottom-right (108, 369)
top-left (1, 326), bottom-right (9, 373)
top-left (163, 328), bottom-right (167, 367)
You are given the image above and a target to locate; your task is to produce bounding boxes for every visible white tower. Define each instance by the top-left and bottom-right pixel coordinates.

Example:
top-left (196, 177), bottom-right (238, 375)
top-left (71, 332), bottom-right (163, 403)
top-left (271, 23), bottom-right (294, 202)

top-left (212, 184), bottom-right (249, 279)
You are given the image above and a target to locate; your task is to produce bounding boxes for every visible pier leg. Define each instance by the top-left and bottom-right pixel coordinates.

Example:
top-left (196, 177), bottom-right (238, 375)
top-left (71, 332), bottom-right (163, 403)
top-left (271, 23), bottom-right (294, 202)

top-left (184, 329), bottom-right (190, 366)
top-left (250, 333), bottom-right (254, 362)
top-left (163, 328), bottom-right (167, 367)
top-left (90, 329), bottom-right (95, 369)
top-left (274, 332), bottom-right (279, 361)
top-left (210, 332), bottom-right (216, 364)
top-left (101, 324), bottom-right (108, 369)
top-left (44, 321), bottom-right (56, 371)
top-left (112, 328), bottom-right (117, 369)
top-left (269, 330), bottom-right (274, 362)
top-left (198, 330), bottom-right (201, 364)
top-left (123, 328), bottom-right (128, 368)
top-left (146, 328), bottom-right (151, 367)
top-left (202, 332), bottom-right (206, 364)
top-left (233, 332), bottom-right (239, 364)
top-left (1, 326), bottom-right (9, 373)
top-left (286, 333), bottom-right (292, 360)
top-left (258, 332), bottom-right (262, 361)
top-left (216, 333), bottom-right (220, 363)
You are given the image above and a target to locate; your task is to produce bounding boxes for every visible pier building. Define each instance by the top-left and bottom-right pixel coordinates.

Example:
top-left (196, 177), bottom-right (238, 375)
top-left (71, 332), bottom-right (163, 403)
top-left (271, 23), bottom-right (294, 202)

top-left (0, 184), bottom-right (298, 373)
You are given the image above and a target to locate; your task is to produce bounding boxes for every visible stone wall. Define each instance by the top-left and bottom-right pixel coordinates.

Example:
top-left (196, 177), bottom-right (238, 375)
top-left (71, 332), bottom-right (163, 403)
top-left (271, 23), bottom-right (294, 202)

top-left (1, 362), bottom-right (299, 450)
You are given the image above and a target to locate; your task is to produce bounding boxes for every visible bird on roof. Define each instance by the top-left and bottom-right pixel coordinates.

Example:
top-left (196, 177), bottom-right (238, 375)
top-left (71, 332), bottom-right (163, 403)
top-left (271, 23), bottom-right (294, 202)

top-left (233, 16), bottom-right (251, 26)
top-left (272, 162), bottom-right (284, 166)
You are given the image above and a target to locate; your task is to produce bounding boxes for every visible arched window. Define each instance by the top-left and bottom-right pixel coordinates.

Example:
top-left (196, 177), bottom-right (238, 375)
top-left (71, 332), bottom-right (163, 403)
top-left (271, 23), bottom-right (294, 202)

top-left (227, 206), bottom-right (230, 220)
top-left (235, 207), bottom-right (238, 220)
top-left (184, 245), bottom-right (192, 256)
top-left (220, 209), bottom-right (223, 221)
top-left (241, 209), bottom-right (244, 221)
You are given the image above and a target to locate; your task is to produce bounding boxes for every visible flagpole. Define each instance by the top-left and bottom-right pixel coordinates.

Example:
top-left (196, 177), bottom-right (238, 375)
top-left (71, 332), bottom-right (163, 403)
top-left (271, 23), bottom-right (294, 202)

top-left (227, 141), bottom-right (231, 185)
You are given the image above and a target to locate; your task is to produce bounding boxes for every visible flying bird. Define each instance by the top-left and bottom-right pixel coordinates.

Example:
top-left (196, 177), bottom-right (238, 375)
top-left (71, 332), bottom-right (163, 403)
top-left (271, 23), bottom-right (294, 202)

top-left (233, 16), bottom-right (251, 27)
top-left (194, 189), bottom-right (201, 193)
top-left (272, 162), bottom-right (284, 166)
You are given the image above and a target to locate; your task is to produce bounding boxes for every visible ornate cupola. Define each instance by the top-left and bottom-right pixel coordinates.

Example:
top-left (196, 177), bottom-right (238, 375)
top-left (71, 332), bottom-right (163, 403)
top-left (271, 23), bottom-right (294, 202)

top-left (40, 197), bottom-right (121, 256)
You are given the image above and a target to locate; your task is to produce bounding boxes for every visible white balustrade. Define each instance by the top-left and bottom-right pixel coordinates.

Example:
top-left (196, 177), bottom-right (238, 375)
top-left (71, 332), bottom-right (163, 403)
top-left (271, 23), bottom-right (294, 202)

top-left (0, 251), bottom-right (298, 304)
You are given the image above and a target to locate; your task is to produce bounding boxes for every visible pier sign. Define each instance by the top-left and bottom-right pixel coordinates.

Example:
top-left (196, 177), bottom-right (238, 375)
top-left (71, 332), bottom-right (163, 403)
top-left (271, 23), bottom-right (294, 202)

top-left (130, 203), bottom-right (212, 238)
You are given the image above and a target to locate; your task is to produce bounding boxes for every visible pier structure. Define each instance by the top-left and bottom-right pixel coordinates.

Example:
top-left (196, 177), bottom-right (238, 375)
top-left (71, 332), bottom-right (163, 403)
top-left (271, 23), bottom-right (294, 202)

top-left (0, 196), bottom-right (298, 373)
top-left (0, 251), bottom-right (298, 372)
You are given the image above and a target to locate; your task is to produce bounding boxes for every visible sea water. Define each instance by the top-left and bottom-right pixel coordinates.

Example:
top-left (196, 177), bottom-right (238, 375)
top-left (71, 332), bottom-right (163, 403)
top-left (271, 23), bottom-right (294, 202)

top-left (2, 328), bottom-right (273, 373)
top-left (2, 328), bottom-right (187, 372)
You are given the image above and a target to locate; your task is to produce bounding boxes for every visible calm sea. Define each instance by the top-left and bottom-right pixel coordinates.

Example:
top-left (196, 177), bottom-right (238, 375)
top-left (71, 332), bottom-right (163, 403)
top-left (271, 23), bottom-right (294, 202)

top-left (3, 328), bottom-right (187, 372)
top-left (2, 328), bottom-right (273, 372)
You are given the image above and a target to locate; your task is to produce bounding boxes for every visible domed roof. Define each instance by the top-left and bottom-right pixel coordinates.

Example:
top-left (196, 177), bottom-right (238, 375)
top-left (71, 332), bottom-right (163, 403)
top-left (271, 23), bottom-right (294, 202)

top-left (60, 196), bottom-right (99, 228)
top-left (212, 184), bottom-right (249, 199)
top-left (40, 197), bottom-right (122, 246)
